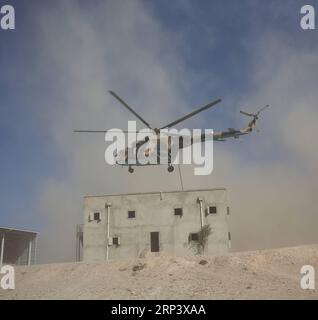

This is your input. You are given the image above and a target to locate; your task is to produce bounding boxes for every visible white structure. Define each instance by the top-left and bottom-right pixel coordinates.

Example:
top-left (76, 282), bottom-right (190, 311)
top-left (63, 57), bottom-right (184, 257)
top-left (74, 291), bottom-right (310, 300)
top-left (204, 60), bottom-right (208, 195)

top-left (82, 188), bottom-right (230, 262)
top-left (0, 227), bottom-right (37, 266)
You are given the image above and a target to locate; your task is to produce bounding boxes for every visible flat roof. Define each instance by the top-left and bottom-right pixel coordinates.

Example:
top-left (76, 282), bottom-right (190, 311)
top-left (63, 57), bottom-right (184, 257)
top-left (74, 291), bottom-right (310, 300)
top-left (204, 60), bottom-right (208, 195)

top-left (0, 226), bottom-right (38, 235)
top-left (84, 187), bottom-right (226, 198)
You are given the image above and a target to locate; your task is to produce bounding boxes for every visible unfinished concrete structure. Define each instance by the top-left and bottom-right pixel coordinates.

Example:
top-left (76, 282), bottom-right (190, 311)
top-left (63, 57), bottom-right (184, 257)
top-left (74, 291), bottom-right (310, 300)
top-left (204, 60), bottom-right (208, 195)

top-left (82, 188), bottom-right (230, 262)
top-left (0, 227), bottom-right (37, 266)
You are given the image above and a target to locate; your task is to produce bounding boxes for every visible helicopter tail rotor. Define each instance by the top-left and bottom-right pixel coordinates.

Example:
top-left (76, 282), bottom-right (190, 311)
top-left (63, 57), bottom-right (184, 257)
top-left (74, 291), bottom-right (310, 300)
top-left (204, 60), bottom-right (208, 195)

top-left (240, 105), bottom-right (269, 119)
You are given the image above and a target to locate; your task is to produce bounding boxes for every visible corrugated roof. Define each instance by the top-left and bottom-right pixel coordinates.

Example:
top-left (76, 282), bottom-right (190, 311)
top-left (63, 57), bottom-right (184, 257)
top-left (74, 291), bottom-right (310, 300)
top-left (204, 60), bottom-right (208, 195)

top-left (0, 226), bottom-right (38, 235)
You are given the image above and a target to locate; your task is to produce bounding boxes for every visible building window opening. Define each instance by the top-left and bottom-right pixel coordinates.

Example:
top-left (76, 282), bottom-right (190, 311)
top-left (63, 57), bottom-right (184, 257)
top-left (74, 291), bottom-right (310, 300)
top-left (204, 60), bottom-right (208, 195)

top-left (128, 211), bottom-right (136, 219)
top-left (189, 233), bottom-right (199, 242)
top-left (93, 212), bottom-right (101, 221)
top-left (208, 206), bottom-right (217, 214)
top-left (113, 237), bottom-right (120, 247)
top-left (174, 208), bottom-right (183, 216)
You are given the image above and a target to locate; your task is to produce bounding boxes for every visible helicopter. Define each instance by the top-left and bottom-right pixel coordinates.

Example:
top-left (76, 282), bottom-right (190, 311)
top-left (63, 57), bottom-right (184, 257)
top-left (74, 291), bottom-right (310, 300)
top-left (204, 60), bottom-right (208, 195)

top-left (74, 90), bottom-right (269, 173)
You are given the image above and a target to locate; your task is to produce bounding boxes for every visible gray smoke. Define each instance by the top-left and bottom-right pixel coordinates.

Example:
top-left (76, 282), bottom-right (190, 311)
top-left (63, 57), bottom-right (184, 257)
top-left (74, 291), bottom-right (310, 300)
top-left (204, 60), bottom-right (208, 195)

top-left (32, 1), bottom-right (318, 262)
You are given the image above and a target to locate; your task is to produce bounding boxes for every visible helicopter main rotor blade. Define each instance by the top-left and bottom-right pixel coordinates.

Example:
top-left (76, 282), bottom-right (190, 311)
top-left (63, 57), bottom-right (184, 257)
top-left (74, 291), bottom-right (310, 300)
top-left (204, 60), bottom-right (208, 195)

top-left (256, 104), bottom-right (270, 115)
top-left (73, 130), bottom-right (152, 133)
top-left (108, 90), bottom-right (153, 130)
top-left (160, 98), bottom-right (222, 130)
top-left (74, 130), bottom-right (109, 133)
top-left (240, 110), bottom-right (254, 117)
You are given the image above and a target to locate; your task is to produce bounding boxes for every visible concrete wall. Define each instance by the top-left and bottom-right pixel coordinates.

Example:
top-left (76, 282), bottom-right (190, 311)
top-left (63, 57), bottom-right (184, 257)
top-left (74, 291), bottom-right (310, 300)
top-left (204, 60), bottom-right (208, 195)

top-left (83, 189), bottom-right (230, 262)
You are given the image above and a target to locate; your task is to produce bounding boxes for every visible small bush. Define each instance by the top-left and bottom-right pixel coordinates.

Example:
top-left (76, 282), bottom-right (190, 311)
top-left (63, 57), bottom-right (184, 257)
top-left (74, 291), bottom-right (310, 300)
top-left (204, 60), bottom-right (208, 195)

top-left (199, 259), bottom-right (208, 265)
top-left (132, 263), bottom-right (146, 272)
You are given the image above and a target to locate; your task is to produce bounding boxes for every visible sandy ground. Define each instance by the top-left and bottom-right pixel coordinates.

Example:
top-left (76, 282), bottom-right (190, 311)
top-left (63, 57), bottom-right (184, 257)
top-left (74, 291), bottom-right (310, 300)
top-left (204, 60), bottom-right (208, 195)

top-left (1, 244), bottom-right (317, 300)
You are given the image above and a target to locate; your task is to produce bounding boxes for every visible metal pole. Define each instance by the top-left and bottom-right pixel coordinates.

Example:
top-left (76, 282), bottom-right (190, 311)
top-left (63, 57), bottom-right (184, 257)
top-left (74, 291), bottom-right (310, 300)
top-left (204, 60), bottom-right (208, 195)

top-left (197, 198), bottom-right (204, 229)
top-left (178, 164), bottom-right (184, 191)
top-left (105, 203), bottom-right (111, 261)
top-left (34, 236), bottom-right (38, 265)
top-left (79, 234), bottom-right (82, 261)
top-left (197, 198), bottom-right (205, 255)
top-left (76, 226), bottom-right (79, 262)
top-left (0, 233), bottom-right (5, 266)
top-left (28, 239), bottom-right (32, 266)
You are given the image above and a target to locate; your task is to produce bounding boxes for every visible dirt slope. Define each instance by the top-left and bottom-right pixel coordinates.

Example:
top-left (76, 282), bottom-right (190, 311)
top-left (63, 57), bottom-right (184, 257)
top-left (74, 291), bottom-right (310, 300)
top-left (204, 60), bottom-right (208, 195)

top-left (1, 245), bottom-right (318, 300)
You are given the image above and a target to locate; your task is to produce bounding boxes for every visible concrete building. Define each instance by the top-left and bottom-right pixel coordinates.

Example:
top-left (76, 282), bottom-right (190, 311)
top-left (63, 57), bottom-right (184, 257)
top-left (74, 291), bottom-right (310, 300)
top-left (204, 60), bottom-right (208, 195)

top-left (82, 188), bottom-right (230, 262)
top-left (0, 227), bottom-right (37, 266)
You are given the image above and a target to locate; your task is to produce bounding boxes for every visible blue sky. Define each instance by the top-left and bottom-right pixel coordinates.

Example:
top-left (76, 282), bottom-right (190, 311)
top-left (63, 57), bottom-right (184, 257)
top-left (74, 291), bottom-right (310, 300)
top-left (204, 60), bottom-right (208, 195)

top-left (0, 0), bottom-right (317, 261)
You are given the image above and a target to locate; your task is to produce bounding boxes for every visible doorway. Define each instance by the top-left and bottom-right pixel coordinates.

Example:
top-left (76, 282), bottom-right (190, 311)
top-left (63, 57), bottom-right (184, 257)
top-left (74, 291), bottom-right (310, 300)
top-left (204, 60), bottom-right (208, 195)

top-left (150, 232), bottom-right (159, 252)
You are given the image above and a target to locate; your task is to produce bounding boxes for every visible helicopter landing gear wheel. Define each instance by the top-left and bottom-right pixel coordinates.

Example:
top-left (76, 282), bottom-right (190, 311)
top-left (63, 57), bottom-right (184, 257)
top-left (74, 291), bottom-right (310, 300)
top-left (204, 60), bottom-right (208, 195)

top-left (168, 165), bottom-right (174, 173)
top-left (128, 166), bottom-right (134, 173)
